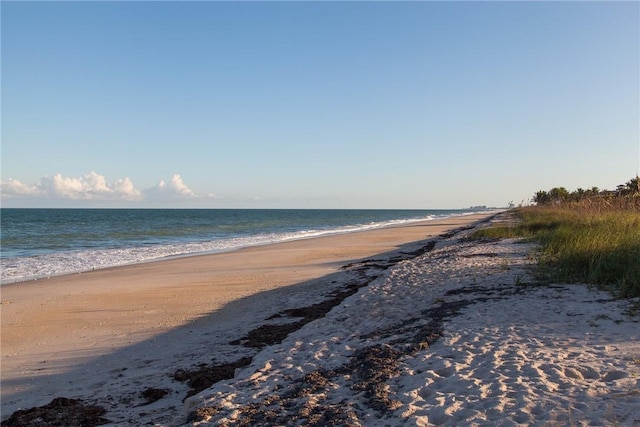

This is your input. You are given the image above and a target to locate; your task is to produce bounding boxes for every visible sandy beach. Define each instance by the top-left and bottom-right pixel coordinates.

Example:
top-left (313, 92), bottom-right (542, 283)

top-left (2, 211), bottom-right (639, 425)
top-left (1, 213), bottom-right (492, 424)
top-left (180, 222), bottom-right (640, 427)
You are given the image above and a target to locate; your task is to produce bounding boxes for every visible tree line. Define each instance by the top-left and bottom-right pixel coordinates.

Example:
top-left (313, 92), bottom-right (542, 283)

top-left (533, 176), bottom-right (640, 205)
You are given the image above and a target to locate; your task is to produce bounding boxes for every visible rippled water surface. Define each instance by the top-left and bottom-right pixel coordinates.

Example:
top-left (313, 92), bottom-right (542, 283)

top-left (0, 208), bottom-right (485, 283)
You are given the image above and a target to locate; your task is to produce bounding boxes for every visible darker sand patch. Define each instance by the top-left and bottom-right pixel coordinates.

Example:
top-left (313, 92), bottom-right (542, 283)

top-left (0, 398), bottom-right (109, 427)
top-left (139, 388), bottom-right (170, 406)
top-left (173, 356), bottom-right (253, 399)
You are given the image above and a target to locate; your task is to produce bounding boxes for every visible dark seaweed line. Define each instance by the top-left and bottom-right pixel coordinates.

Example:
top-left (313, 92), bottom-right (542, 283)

top-left (176, 221), bottom-right (491, 402)
top-left (0, 217), bottom-right (497, 427)
top-left (184, 220), bottom-right (505, 424)
top-left (189, 274), bottom-right (535, 427)
top-left (193, 277), bottom-right (548, 426)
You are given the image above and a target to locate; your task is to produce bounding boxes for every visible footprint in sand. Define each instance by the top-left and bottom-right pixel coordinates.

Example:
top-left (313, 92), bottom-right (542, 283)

top-left (572, 365), bottom-right (600, 380)
top-left (435, 367), bottom-right (454, 378)
top-left (424, 407), bottom-right (448, 425)
top-left (418, 387), bottom-right (435, 400)
top-left (600, 370), bottom-right (627, 382)
top-left (562, 367), bottom-right (584, 380)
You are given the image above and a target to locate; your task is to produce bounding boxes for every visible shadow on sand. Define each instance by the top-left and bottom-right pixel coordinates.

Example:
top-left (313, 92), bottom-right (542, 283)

top-left (1, 217), bottom-right (494, 426)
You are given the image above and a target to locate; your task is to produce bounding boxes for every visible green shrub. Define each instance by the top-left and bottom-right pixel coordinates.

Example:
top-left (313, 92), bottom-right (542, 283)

top-left (475, 204), bottom-right (640, 298)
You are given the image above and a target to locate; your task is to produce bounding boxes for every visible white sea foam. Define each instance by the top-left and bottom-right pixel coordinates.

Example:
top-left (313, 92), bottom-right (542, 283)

top-left (1, 213), bottom-right (487, 285)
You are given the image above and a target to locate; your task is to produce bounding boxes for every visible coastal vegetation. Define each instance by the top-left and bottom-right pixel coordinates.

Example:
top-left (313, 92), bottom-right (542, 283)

top-left (472, 177), bottom-right (640, 298)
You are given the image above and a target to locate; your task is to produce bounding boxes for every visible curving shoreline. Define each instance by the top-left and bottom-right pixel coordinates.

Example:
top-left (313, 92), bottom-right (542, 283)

top-left (2, 209), bottom-right (490, 286)
top-left (3, 211), bottom-right (638, 426)
top-left (1, 213), bottom-right (492, 423)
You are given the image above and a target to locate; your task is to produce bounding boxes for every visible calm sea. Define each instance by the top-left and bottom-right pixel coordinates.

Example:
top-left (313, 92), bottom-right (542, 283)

top-left (0, 208), bottom-right (486, 284)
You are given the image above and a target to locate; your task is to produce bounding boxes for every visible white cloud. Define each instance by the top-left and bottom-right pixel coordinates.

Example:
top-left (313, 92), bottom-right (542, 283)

top-left (2, 172), bottom-right (143, 202)
top-left (112, 177), bottom-right (140, 199)
top-left (1, 178), bottom-right (43, 197)
top-left (41, 171), bottom-right (144, 200)
top-left (1, 172), bottom-right (204, 205)
top-left (144, 174), bottom-right (197, 200)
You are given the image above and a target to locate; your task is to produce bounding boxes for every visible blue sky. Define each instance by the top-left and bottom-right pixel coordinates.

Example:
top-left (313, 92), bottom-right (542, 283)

top-left (2, 1), bottom-right (638, 208)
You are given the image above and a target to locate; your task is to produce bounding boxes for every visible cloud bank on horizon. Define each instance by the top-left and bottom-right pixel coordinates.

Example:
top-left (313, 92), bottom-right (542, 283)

top-left (1, 172), bottom-right (207, 206)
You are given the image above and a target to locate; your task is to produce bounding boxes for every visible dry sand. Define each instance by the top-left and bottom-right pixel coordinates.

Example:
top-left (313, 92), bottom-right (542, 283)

top-left (4, 211), bottom-right (638, 426)
top-left (1, 213), bottom-right (491, 424)
top-left (183, 220), bottom-right (640, 426)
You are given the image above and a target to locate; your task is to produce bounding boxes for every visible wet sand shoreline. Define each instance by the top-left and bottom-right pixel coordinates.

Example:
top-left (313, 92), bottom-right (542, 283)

top-left (1, 213), bottom-right (494, 423)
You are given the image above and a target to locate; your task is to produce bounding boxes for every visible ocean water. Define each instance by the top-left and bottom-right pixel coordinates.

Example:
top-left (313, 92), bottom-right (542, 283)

top-left (0, 208), bottom-right (486, 284)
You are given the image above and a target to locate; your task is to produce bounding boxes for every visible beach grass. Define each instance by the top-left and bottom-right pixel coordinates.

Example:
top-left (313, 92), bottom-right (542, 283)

top-left (471, 199), bottom-right (640, 298)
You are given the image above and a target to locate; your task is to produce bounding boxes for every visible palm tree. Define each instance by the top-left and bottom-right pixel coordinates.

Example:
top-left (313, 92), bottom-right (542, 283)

top-left (573, 188), bottom-right (586, 201)
top-left (549, 187), bottom-right (569, 203)
top-left (625, 176), bottom-right (640, 195)
top-left (533, 190), bottom-right (550, 205)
